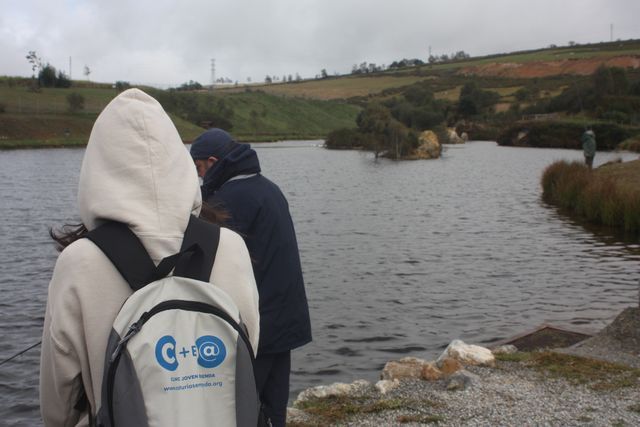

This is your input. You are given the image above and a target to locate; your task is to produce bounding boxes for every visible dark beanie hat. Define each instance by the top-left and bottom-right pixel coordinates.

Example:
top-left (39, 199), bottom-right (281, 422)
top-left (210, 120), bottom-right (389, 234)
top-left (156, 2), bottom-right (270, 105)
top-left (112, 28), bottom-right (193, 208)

top-left (190, 128), bottom-right (239, 160)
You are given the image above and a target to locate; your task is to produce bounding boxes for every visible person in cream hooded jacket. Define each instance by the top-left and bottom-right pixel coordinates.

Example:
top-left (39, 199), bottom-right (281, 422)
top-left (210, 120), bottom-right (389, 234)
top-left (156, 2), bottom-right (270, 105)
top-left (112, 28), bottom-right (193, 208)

top-left (39, 88), bottom-right (260, 426)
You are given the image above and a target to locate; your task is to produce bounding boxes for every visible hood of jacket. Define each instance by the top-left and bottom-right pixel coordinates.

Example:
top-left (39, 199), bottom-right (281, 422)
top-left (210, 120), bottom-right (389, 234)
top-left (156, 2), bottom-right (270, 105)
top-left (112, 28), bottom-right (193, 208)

top-left (78, 88), bottom-right (202, 261)
top-left (202, 143), bottom-right (261, 198)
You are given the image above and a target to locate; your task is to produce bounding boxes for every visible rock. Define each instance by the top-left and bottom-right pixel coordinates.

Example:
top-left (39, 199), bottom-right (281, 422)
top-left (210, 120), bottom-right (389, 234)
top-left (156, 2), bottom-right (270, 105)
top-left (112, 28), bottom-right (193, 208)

top-left (421, 362), bottom-right (444, 381)
top-left (437, 357), bottom-right (464, 375)
top-left (294, 379), bottom-right (371, 405)
top-left (444, 370), bottom-right (480, 391)
top-left (516, 130), bottom-right (528, 144)
top-left (287, 407), bottom-right (310, 424)
top-left (461, 132), bottom-right (469, 142)
top-left (437, 339), bottom-right (496, 367)
top-left (446, 128), bottom-right (465, 144)
top-left (414, 130), bottom-right (441, 159)
top-left (492, 344), bottom-right (518, 355)
top-left (375, 379), bottom-right (400, 394)
top-left (381, 356), bottom-right (428, 380)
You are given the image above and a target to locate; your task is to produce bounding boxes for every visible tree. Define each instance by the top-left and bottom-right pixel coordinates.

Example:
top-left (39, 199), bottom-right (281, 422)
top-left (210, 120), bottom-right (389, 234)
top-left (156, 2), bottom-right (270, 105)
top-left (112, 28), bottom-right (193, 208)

top-left (177, 80), bottom-right (203, 91)
top-left (320, 69), bottom-right (328, 79)
top-left (55, 70), bottom-right (72, 88)
top-left (115, 81), bottom-right (131, 92)
top-left (265, 75), bottom-right (272, 84)
top-left (26, 51), bottom-right (42, 77)
top-left (355, 103), bottom-right (418, 159)
top-left (84, 66), bottom-right (91, 81)
top-left (39, 64), bottom-right (58, 87)
top-left (457, 82), bottom-right (499, 117)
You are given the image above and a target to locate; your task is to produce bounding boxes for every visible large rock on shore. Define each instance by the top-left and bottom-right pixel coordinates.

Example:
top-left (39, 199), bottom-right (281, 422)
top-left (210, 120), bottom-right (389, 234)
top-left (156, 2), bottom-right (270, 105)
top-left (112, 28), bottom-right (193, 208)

top-left (412, 130), bottom-right (441, 159)
top-left (294, 379), bottom-right (371, 405)
top-left (446, 128), bottom-right (466, 144)
top-left (437, 339), bottom-right (496, 367)
top-left (381, 356), bottom-right (427, 380)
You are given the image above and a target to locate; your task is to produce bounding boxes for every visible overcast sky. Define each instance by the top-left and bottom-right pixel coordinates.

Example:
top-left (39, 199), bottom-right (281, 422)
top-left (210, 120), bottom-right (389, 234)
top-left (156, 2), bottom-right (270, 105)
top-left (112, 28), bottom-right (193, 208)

top-left (1, 0), bottom-right (639, 87)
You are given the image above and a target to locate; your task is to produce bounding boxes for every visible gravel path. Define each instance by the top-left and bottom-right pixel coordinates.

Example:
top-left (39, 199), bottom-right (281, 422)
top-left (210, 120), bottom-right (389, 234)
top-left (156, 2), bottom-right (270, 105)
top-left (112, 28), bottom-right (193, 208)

top-left (345, 364), bottom-right (639, 426)
top-left (289, 308), bottom-right (640, 426)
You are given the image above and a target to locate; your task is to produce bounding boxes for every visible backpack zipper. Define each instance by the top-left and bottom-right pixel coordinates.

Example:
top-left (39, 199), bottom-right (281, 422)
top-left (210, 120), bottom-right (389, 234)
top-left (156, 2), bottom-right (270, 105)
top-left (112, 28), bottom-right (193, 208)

top-left (106, 299), bottom-right (254, 426)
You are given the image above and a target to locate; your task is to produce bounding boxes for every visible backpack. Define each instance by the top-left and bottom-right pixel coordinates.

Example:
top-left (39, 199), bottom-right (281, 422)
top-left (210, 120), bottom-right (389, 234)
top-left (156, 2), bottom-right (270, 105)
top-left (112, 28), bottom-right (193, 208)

top-left (86, 215), bottom-right (266, 427)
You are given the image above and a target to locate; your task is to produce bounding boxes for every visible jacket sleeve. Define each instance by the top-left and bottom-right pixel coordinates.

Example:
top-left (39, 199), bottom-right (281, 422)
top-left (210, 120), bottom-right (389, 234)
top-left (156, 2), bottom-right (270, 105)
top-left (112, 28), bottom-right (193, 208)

top-left (40, 252), bottom-right (88, 427)
top-left (211, 228), bottom-right (260, 354)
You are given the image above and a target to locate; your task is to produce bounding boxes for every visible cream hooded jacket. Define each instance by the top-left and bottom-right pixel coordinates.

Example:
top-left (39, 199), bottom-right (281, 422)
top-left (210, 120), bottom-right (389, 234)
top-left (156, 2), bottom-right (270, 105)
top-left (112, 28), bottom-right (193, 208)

top-left (39, 89), bottom-right (259, 427)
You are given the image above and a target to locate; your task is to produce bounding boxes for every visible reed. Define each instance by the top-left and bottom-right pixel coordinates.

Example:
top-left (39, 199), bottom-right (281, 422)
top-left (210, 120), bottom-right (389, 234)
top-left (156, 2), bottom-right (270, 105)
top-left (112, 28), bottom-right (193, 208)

top-left (541, 160), bottom-right (640, 234)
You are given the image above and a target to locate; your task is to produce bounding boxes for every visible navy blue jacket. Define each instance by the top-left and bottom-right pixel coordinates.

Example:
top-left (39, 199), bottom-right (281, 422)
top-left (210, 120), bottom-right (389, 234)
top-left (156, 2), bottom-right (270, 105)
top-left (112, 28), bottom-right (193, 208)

top-left (202, 144), bottom-right (312, 355)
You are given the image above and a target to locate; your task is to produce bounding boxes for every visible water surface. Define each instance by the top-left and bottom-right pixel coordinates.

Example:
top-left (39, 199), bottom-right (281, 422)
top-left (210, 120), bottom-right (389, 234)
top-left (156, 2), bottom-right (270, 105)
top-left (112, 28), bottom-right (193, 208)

top-left (1, 142), bottom-right (638, 425)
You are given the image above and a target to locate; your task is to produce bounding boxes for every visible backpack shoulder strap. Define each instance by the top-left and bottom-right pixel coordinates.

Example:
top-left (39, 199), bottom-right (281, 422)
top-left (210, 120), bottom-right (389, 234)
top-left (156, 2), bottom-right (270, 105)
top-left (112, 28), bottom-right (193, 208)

top-left (174, 215), bottom-right (221, 282)
top-left (86, 216), bottom-right (221, 291)
top-left (86, 222), bottom-right (156, 291)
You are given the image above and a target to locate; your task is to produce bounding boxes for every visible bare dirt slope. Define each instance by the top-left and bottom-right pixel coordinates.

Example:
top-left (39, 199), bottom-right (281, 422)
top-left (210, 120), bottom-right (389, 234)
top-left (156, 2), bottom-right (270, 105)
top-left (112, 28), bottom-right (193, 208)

top-left (458, 55), bottom-right (640, 78)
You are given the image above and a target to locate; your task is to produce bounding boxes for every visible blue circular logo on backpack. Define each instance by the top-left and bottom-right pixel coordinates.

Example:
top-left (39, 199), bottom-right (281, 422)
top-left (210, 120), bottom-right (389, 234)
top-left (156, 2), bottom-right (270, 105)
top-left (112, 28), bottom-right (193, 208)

top-left (196, 335), bottom-right (226, 368)
top-left (155, 335), bottom-right (179, 371)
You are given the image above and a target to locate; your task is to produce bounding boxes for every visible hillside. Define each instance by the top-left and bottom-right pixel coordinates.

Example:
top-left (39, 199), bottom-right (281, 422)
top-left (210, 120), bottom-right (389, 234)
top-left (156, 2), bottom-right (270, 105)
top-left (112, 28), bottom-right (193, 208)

top-left (216, 40), bottom-right (640, 101)
top-left (2, 39), bottom-right (640, 149)
top-left (0, 82), bottom-right (359, 148)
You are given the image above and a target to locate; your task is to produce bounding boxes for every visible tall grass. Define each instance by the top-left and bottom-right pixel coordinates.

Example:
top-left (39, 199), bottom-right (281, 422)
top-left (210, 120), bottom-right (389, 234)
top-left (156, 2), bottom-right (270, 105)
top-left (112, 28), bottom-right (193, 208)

top-left (541, 160), bottom-right (640, 233)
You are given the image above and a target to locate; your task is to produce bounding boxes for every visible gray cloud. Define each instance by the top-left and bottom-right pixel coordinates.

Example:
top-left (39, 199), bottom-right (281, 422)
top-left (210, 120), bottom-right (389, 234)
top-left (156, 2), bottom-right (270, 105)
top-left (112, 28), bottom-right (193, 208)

top-left (1, 0), bottom-right (638, 87)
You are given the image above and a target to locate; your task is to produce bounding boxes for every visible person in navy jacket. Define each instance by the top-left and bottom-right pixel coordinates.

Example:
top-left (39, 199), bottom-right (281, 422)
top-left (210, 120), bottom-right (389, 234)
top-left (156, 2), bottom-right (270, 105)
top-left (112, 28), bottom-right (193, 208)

top-left (191, 129), bottom-right (312, 426)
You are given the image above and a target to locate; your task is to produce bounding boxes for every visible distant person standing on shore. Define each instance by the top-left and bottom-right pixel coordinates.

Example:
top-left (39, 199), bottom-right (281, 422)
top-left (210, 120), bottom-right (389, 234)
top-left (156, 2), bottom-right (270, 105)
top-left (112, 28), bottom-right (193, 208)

top-left (582, 127), bottom-right (596, 169)
top-left (191, 128), bottom-right (312, 427)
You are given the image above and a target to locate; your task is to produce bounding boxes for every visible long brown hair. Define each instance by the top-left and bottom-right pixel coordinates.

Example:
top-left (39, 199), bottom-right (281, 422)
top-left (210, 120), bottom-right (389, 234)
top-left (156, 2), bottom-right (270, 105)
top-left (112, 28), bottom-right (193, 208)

top-left (50, 202), bottom-right (229, 251)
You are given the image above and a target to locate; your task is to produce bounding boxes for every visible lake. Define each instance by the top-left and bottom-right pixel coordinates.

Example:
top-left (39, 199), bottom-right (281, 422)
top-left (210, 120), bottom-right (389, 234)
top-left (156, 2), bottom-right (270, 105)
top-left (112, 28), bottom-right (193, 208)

top-left (1, 141), bottom-right (639, 426)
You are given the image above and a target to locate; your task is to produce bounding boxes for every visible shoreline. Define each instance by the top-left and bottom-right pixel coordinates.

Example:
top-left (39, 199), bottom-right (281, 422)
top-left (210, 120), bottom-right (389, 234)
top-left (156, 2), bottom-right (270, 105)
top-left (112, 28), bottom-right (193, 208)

top-left (0, 135), bottom-right (328, 150)
top-left (288, 307), bottom-right (640, 426)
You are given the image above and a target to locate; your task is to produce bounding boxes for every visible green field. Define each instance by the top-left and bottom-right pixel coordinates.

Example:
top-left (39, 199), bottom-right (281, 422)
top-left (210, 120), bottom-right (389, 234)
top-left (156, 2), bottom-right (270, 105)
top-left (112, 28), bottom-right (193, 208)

top-left (217, 91), bottom-right (359, 138)
top-left (0, 83), bottom-right (360, 148)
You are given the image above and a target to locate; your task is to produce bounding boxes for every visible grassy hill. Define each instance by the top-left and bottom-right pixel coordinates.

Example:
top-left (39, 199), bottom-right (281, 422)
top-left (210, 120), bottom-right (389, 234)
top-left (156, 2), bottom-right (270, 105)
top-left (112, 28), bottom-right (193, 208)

top-left (0, 82), bottom-right (360, 148)
top-left (1, 39), bottom-right (639, 149)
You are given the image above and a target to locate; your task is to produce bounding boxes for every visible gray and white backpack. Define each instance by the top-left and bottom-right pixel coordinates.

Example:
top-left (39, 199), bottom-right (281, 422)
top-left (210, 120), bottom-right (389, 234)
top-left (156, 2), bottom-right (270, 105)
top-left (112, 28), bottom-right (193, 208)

top-left (86, 216), bottom-right (265, 427)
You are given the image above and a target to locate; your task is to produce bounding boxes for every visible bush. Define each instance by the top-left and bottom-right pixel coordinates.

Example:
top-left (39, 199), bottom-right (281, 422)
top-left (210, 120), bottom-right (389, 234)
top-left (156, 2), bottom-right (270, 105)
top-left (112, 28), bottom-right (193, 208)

top-left (115, 81), bottom-right (131, 92)
top-left (619, 136), bottom-right (640, 153)
top-left (541, 160), bottom-right (640, 233)
top-left (67, 93), bottom-right (85, 112)
top-left (55, 71), bottom-right (72, 88)
top-left (39, 64), bottom-right (57, 88)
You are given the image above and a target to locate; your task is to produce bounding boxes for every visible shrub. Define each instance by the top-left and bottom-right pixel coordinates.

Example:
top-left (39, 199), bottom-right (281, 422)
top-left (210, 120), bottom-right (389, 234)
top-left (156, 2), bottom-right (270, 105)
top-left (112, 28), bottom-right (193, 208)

top-left (67, 92), bottom-right (85, 112)
top-left (55, 71), bottom-right (72, 88)
top-left (39, 64), bottom-right (57, 88)
top-left (541, 160), bottom-right (640, 233)
top-left (115, 81), bottom-right (131, 92)
top-left (619, 136), bottom-right (640, 153)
